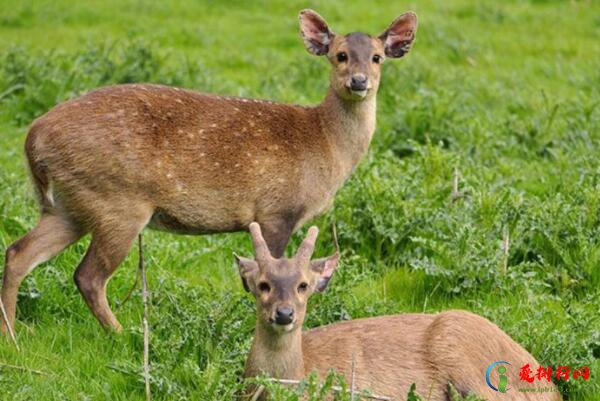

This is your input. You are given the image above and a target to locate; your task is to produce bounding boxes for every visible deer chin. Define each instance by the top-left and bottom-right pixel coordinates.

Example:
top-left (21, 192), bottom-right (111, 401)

top-left (271, 321), bottom-right (297, 333)
top-left (346, 87), bottom-right (369, 100)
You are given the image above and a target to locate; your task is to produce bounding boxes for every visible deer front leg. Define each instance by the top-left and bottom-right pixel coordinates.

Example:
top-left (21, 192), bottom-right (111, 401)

top-left (257, 216), bottom-right (298, 258)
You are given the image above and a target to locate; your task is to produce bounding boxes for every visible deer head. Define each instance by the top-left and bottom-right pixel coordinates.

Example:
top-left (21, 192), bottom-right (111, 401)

top-left (299, 9), bottom-right (418, 101)
top-left (235, 222), bottom-right (339, 333)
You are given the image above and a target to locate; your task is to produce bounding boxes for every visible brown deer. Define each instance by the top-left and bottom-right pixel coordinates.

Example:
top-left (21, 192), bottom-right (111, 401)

top-left (0, 10), bottom-right (418, 333)
top-left (238, 223), bottom-right (562, 401)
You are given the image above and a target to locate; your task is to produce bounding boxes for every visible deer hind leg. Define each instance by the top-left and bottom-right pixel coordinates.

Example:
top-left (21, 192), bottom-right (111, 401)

top-left (1, 212), bottom-right (83, 333)
top-left (73, 206), bottom-right (152, 332)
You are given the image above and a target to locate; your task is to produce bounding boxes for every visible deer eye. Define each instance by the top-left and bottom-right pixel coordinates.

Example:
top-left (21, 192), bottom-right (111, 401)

top-left (297, 282), bottom-right (309, 293)
top-left (336, 52), bottom-right (348, 63)
top-left (372, 54), bottom-right (382, 64)
top-left (258, 282), bottom-right (271, 293)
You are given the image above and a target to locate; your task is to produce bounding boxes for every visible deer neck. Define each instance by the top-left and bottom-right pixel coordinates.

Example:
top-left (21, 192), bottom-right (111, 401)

top-left (245, 321), bottom-right (305, 380)
top-left (316, 88), bottom-right (377, 178)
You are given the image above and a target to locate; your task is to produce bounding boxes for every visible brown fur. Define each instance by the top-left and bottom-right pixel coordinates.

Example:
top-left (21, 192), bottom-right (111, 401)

top-left (239, 225), bottom-right (562, 401)
top-left (1, 10), bottom-right (417, 332)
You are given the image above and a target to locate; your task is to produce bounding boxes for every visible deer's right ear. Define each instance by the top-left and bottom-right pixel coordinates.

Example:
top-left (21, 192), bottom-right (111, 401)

top-left (299, 9), bottom-right (334, 56)
top-left (234, 253), bottom-right (259, 292)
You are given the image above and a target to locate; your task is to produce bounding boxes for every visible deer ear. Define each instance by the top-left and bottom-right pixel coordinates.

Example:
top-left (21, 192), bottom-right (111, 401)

top-left (234, 253), bottom-right (259, 292)
top-left (378, 11), bottom-right (418, 58)
top-left (299, 9), bottom-right (334, 56)
top-left (310, 253), bottom-right (340, 292)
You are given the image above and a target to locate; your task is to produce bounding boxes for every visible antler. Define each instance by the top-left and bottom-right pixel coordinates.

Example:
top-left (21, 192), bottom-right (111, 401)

top-left (296, 226), bottom-right (319, 263)
top-left (248, 222), bottom-right (273, 263)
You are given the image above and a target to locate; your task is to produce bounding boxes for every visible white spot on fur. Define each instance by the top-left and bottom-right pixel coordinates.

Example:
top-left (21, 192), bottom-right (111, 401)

top-left (45, 181), bottom-right (55, 206)
top-left (210, 123), bottom-right (218, 128)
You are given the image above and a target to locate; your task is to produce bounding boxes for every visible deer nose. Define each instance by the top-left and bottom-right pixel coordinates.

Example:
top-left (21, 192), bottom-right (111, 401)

top-left (274, 306), bottom-right (294, 325)
top-left (350, 74), bottom-right (368, 91)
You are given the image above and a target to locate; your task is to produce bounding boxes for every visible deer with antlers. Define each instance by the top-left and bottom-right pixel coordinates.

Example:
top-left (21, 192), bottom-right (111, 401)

top-left (237, 223), bottom-right (562, 401)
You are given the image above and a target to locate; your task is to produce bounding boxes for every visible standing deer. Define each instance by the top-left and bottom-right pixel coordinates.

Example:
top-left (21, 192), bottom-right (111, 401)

top-left (238, 223), bottom-right (562, 401)
top-left (1, 10), bottom-right (418, 333)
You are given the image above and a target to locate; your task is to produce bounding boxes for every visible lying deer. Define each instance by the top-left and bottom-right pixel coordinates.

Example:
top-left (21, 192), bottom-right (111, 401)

top-left (238, 223), bottom-right (562, 401)
top-left (1, 10), bottom-right (418, 333)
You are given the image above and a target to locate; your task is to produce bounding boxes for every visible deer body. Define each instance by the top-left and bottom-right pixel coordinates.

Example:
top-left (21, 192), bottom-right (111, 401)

top-left (27, 84), bottom-right (371, 239)
top-left (246, 311), bottom-right (562, 400)
top-left (2, 9), bottom-right (417, 332)
top-left (236, 224), bottom-right (561, 401)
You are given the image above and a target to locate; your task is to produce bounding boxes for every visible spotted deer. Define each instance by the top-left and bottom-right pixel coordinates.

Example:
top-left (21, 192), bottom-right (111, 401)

top-left (1, 9), bottom-right (418, 333)
top-left (238, 223), bottom-right (562, 401)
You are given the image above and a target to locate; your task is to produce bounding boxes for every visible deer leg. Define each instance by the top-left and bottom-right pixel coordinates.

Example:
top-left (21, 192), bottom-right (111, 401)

top-left (259, 217), bottom-right (297, 258)
top-left (74, 209), bottom-right (151, 332)
top-left (1, 213), bottom-right (83, 333)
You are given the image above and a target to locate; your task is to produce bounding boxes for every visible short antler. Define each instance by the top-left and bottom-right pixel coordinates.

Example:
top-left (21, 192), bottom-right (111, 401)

top-left (296, 226), bottom-right (319, 262)
top-left (248, 222), bottom-right (273, 262)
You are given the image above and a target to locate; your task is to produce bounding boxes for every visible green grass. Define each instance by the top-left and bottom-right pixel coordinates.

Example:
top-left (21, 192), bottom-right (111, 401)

top-left (0, 0), bottom-right (599, 400)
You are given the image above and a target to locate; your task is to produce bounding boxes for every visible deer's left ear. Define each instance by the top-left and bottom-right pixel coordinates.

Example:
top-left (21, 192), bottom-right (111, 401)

top-left (310, 253), bottom-right (340, 292)
top-left (378, 11), bottom-right (418, 58)
top-left (234, 253), bottom-right (259, 292)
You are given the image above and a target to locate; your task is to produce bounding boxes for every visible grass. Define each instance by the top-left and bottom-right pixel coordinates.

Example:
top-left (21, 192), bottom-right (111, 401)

top-left (0, 0), bottom-right (599, 400)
